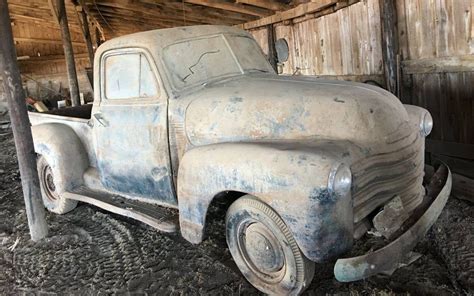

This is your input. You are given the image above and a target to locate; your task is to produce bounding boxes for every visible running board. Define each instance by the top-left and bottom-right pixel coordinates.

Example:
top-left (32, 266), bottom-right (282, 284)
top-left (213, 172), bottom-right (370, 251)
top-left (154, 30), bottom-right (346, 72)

top-left (64, 186), bottom-right (178, 233)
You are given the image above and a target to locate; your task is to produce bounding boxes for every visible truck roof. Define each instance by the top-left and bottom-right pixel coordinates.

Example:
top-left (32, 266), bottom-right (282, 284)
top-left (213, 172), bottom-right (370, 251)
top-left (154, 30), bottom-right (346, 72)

top-left (95, 25), bottom-right (249, 56)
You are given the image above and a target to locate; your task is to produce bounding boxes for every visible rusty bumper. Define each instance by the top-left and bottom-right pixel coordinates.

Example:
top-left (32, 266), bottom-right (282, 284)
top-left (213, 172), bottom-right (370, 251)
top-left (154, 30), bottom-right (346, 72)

top-left (334, 164), bottom-right (452, 282)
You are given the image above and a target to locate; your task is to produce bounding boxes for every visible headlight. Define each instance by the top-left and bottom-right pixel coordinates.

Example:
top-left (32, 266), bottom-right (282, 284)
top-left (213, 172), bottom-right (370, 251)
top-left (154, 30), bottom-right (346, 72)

top-left (420, 111), bottom-right (433, 137)
top-left (328, 164), bottom-right (352, 197)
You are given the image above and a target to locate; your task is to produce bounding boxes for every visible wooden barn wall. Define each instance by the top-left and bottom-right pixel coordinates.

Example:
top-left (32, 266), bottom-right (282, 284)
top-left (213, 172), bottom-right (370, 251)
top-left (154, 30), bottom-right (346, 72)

top-left (249, 0), bottom-right (384, 84)
top-left (0, 13), bottom-right (94, 107)
top-left (397, 0), bottom-right (473, 150)
top-left (249, 0), bottom-right (474, 176)
top-left (12, 21), bottom-right (87, 59)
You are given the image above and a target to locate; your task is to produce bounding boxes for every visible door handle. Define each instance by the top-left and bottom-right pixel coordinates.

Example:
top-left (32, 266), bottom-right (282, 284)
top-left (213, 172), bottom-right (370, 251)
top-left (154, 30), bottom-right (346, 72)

top-left (93, 113), bottom-right (109, 127)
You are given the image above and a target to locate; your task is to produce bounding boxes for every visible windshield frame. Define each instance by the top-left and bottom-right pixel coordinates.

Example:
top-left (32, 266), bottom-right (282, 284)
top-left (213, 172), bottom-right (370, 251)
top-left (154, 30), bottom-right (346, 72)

top-left (161, 33), bottom-right (274, 93)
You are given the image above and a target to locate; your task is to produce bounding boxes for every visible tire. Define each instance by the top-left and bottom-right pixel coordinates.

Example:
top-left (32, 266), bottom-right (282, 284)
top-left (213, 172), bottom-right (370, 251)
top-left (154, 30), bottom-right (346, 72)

top-left (37, 155), bottom-right (77, 214)
top-left (226, 195), bottom-right (315, 295)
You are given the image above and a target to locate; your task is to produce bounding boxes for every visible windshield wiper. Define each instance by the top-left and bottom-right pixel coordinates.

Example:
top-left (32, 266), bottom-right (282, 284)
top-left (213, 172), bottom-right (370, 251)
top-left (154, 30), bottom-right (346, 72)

top-left (182, 50), bottom-right (220, 82)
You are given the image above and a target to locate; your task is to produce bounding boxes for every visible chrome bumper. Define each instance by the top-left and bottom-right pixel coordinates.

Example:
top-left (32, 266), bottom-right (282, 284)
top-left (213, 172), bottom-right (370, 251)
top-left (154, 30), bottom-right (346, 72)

top-left (334, 164), bottom-right (452, 282)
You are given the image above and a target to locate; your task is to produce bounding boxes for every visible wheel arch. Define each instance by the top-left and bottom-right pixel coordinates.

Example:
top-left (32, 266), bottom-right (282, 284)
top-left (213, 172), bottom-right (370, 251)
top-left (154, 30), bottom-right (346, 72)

top-left (32, 123), bottom-right (89, 193)
top-left (177, 142), bottom-right (354, 262)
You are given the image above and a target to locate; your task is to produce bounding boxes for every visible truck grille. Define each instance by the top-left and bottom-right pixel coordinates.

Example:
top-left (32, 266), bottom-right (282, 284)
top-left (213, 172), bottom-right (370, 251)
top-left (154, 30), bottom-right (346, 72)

top-left (351, 133), bottom-right (425, 224)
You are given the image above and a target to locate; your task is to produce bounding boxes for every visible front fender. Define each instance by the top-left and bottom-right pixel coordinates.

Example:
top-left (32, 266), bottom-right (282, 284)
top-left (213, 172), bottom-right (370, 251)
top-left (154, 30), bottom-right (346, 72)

top-left (32, 123), bottom-right (89, 193)
top-left (178, 141), bottom-right (354, 262)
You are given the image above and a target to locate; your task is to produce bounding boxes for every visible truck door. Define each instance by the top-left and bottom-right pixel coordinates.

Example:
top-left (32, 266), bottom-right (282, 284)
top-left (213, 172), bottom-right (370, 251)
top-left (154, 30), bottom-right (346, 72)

top-left (93, 48), bottom-right (176, 206)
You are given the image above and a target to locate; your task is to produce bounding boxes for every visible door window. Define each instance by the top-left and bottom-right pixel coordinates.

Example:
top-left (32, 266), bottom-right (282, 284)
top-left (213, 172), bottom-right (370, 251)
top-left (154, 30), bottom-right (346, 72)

top-left (104, 53), bottom-right (158, 100)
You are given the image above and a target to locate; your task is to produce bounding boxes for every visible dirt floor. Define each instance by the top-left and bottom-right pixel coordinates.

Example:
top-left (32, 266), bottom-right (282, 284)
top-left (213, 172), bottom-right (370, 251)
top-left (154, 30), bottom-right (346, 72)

top-left (0, 114), bottom-right (473, 295)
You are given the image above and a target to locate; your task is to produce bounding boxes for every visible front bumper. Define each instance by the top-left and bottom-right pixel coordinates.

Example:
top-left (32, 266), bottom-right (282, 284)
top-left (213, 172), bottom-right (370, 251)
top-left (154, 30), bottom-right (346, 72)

top-left (334, 164), bottom-right (452, 282)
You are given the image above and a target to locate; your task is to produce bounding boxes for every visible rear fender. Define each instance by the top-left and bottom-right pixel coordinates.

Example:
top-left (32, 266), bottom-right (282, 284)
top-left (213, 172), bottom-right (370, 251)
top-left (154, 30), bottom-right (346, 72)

top-left (178, 141), bottom-right (354, 262)
top-left (32, 123), bottom-right (89, 193)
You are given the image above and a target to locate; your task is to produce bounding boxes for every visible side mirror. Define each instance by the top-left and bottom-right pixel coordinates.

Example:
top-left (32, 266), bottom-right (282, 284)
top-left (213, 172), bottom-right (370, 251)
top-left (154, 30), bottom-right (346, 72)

top-left (275, 38), bottom-right (289, 63)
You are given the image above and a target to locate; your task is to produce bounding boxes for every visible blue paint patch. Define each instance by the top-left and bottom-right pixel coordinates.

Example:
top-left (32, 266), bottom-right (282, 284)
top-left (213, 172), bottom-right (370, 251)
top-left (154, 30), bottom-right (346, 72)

top-left (98, 161), bottom-right (177, 206)
top-left (309, 188), bottom-right (334, 204)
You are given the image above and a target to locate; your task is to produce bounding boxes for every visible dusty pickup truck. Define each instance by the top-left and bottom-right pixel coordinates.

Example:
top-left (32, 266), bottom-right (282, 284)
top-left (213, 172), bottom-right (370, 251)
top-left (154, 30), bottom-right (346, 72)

top-left (29, 26), bottom-right (451, 295)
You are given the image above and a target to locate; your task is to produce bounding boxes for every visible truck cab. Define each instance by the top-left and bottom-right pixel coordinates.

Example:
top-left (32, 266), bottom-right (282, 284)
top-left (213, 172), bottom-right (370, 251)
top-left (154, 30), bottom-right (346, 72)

top-left (29, 25), bottom-right (451, 295)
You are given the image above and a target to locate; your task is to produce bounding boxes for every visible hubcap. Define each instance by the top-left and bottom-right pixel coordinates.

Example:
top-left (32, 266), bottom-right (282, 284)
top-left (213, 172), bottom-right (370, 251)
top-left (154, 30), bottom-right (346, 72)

top-left (42, 165), bottom-right (58, 201)
top-left (239, 222), bottom-right (285, 282)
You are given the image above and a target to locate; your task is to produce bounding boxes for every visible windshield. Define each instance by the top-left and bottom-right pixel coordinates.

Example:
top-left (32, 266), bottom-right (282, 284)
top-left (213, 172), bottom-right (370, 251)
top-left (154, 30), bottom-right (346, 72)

top-left (163, 34), bottom-right (274, 90)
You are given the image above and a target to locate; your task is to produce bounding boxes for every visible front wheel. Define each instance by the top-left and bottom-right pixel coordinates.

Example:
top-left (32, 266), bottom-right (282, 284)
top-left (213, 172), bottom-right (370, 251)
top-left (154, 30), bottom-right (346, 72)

top-left (226, 195), bottom-right (315, 295)
top-left (37, 155), bottom-right (77, 214)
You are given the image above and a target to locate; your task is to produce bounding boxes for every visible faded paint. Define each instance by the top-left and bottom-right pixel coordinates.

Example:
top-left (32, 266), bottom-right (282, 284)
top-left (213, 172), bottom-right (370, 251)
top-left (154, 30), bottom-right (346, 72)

top-left (178, 141), bottom-right (354, 262)
top-left (27, 25), bottom-right (450, 287)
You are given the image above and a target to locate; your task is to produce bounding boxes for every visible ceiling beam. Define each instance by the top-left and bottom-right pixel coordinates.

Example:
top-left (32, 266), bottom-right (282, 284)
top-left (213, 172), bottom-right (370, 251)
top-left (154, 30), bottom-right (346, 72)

top-left (236, 0), bottom-right (289, 11)
top-left (239, 0), bottom-right (338, 29)
top-left (88, 3), bottom-right (210, 25)
top-left (132, 0), bottom-right (256, 23)
top-left (184, 0), bottom-right (272, 17)
top-left (85, 0), bottom-right (254, 30)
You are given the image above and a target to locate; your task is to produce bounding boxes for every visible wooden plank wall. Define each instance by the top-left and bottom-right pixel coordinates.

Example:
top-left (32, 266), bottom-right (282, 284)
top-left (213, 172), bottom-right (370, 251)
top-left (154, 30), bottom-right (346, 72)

top-left (398, 0), bottom-right (474, 147)
top-left (249, 0), bottom-right (474, 176)
top-left (12, 19), bottom-right (91, 75)
top-left (1, 17), bottom-right (93, 101)
top-left (249, 0), bottom-right (384, 84)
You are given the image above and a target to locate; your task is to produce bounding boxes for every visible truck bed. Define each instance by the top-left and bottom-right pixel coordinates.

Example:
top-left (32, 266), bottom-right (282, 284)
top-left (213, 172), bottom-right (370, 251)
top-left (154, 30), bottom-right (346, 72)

top-left (29, 104), bottom-right (96, 167)
top-left (41, 104), bottom-right (92, 120)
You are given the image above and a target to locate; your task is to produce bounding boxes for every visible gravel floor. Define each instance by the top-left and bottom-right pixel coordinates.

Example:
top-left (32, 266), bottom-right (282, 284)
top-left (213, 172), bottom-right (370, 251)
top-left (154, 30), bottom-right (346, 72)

top-left (0, 116), bottom-right (472, 295)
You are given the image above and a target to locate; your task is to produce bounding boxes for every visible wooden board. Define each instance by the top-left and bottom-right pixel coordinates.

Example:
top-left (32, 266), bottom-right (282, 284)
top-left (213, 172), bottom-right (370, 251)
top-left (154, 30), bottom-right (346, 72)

top-left (249, 0), bottom-right (383, 77)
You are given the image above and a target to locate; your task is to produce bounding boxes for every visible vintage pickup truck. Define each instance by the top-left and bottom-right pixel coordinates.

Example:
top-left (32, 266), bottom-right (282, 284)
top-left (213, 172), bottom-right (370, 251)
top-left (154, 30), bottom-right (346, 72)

top-left (29, 26), bottom-right (451, 295)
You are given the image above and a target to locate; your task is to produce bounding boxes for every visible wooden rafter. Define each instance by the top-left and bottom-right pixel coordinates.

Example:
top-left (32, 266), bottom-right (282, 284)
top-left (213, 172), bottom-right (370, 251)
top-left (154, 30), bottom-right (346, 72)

top-left (239, 0), bottom-right (340, 29)
top-left (236, 0), bottom-right (289, 11)
top-left (184, 0), bottom-right (273, 17)
top-left (82, 0), bottom-right (262, 37)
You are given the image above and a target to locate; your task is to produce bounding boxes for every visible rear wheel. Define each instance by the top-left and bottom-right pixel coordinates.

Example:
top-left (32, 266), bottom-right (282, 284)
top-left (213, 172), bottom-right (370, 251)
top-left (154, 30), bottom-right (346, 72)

top-left (226, 195), bottom-right (315, 295)
top-left (37, 155), bottom-right (77, 214)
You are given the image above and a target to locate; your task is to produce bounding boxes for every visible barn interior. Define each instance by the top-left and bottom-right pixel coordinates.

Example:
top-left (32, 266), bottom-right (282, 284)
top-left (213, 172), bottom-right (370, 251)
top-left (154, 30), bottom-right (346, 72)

top-left (0, 0), bottom-right (473, 294)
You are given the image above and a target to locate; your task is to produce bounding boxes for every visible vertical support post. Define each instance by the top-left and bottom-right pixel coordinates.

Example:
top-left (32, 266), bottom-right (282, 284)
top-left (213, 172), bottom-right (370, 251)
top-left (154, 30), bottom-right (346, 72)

top-left (267, 24), bottom-right (278, 72)
top-left (0, 0), bottom-right (48, 241)
top-left (56, 0), bottom-right (81, 106)
top-left (380, 0), bottom-right (398, 95)
top-left (79, 7), bottom-right (94, 69)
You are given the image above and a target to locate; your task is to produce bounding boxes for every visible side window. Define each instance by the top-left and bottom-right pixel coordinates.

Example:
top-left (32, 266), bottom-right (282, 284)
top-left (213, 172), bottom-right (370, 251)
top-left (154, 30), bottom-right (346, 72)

top-left (104, 53), bottom-right (158, 100)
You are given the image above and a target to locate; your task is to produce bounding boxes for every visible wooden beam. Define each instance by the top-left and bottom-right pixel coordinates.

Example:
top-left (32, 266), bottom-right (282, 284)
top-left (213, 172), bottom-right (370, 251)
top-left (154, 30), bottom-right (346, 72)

top-left (402, 55), bottom-right (474, 74)
top-left (8, 2), bottom-right (81, 27)
top-left (9, 13), bottom-right (83, 33)
top-left (56, 0), bottom-right (81, 106)
top-left (236, 0), bottom-right (288, 11)
top-left (432, 154), bottom-right (474, 179)
top-left (48, 0), bottom-right (59, 24)
top-left (267, 24), bottom-right (277, 70)
top-left (452, 173), bottom-right (474, 203)
top-left (76, 6), bottom-right (95, 68)
top-left (0, 0), bottom-right (48, 241)
top-left (77, 0), bottom-right (105, 42)
top-left (239, 0), bottom-right (338, 29)
top-left (17, 53), bottom-right (89, 63)
top-left (184, 0), bottom-right (272, 17)
top-left (87, 6), bottom-right (206, 27)
top-left (88, 1), bottom-right (246, 26)
top-left (426, 139), bottom-right (474, 161)
top-left (14, 37), bottom-right (85, 46)
top-left (380, 0), bottom-right (398, 95)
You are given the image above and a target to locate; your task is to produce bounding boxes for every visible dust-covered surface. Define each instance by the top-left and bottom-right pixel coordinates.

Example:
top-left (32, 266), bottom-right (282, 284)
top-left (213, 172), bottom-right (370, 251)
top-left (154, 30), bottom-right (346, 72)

top-left (0, 115), bottom-right (472, 295)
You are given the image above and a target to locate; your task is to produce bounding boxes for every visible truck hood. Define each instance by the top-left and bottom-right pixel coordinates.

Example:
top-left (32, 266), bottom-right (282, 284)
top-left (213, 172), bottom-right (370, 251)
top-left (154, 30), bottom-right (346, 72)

top-left (184, 74), bottom-right (410, 147)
